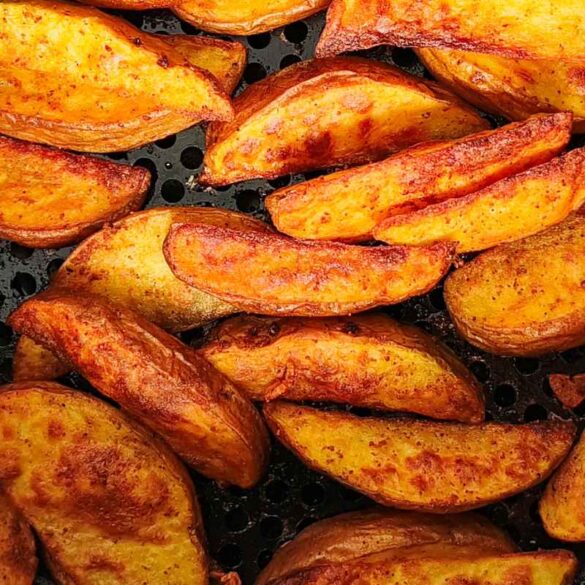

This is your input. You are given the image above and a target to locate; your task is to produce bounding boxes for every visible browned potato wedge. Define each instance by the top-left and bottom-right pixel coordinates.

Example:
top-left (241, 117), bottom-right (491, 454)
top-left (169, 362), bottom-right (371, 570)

top-left (0, 136), bottom-right (149, 248)
top-left (264, 402), bottom-right (575, 512)
top-left (374, 147), bottom-right (585, 253)
top-left (201, 314), bottom-right (484, 422)
top-left (257, 509), bottom-right (515, 585)
top-left (316, 0), bottom-right (585, 62)
top-left (8, 293), bottom-right (270, 488)
top-left (444, 215), bottom-right (585, 356)
top-left (0, 382), bottom-right (208, 584)
top-left (418, 49), bottom-right (585, 134)
top-left (13, 336), bottom-right (69, 382)
top-left (200, 57), bottom-right (489, 185)
top-left (267, 113), bottom-right (571, 242)
top-left (549, 374), bottom-right (585, 409)
top-left (0, 0), bottom-right (232, 152)
top-left (78, 0), bottom-right (174, 8)
top-left (164, 223), bottom-right (454, 316)
top-left (174, 0), bottom-right (331, 35)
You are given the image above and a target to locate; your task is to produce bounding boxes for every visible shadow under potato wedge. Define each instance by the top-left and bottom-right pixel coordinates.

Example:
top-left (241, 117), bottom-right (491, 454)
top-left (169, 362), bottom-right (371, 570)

top-left (266, 113), bottom-right (571, 242)
top-left (264, 402), bottom-right (575, 512)
top-left (201, 314), bottom-right (484, 422)
top-left (0, 0), bottom-right (232, 152)
top-left (0, 382), bottom-right (208, 585)
top-left (8, 292), bottom-right (270, 488)
top-left (444, 215), bottom-right (585, 356)
top-left (200, 57), bottom-right (489, 185)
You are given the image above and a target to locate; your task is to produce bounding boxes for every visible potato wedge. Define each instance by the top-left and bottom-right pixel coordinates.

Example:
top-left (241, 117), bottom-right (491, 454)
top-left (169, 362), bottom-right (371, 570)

top-left (0, 136), bottom-right (149, 248)
top-left (8, 293), bottom-right (270, 488)
top-left (418, 49), bottom-right (585, 134)
top-left (266, 113), bottom-right (571, 242)
top-left (374, 147), bottom-right (585, 253)
top-left (257, 509), bottom-right (515, 585)
top-left (0, 381), bottom-right (208, 584)
top-left (549, 374), bottom-right (585, 409)
top-left (13, 336), bottom-right (69, 382)
top-left (0, 0), bottom-right (232, 152)
top-left (174, 0), bottom-right (331, 35)
top-left (200, 57), bottom-right (489, 185)
top-left (444, 215), bottom-right (585, 356)
top-left (316, 0), bottom-right (585, 62)
top-left (264, 402), bottom-right (575, 512)
top-left (78, 0), bottom-right (173, 8)
top-left (201, 314), bottom-right (484, 422)
top-left (164, 224), bottom-right (454, 317)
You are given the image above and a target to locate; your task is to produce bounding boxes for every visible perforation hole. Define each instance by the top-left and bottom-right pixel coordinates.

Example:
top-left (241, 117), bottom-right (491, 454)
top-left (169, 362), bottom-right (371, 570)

top-left (236, 190), bottom-right (261, 213)
top-left (248, 33), bottom-right (271, 49)
top-left (280, 54), bottom-right (302, 69)
top-left (47, 258), bottom-right (64, 280)
top-left (11, 272), bottom-right (36, 296)
top-left (284, 22), bottom-right (308, 44)
top-left (523, 404), bottom-right (548, 422)
top-left (264, 479), bottom-right (289, 504)
top-left (155, 135), bottom-right (177, 149)
top-left (514, 358), bottom-right (540, 376)
top-left (244, 63), bottom-right (268, 84)
top-left (260, 516), bottom-right (283, 540)
top-left (469, 360), bottom-right (490, 383)
top-left (0, 323), bottom-right (12, 347)
top-left (217, 543), bottom-right (243, 569)
top-left (9, 243), bottom-right (33, 260)
top-left (493, 384), bottom-right (517, 408)
top-left (225, 507), bottom-right (249, 533)
top-left (181, 146), bottom-right (203, 170)
top-left (161, 179), bottom-right (185, 203)
top-left (301, 482), bottom-right (325, 507)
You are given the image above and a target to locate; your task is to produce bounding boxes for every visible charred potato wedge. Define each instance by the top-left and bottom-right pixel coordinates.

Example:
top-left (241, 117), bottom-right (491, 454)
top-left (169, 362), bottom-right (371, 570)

top-left (201, 314), bottom-right (484, 422)
top-left (418, 49), bottom-right (585, 134)
top-left (8, 293), bottom-right (270, 488)
top-left (444, 215), bottom-right (585, 356)
top-left (264, 402), bottom-right (575, 512)
top-left (549, 374), bottom-right (585, 409)
top-left (375, 147), bottom-right (585, 253)
top-left (13, 336), bottom-right (68, 382)
top-left (316, 0), bottom-right (585, 61)
top-left (164, 223), bottom-right (454, 317)
top-left (200, 57), bottom-right (488, 185)
top-left (0, 136), bottom-right (150, 248)
top-left (0, 0), bottom-right (232, 152)
top-left (267, 113), bottom-right (571, 241)
top-left (0, 382), bottom-right (208, 584)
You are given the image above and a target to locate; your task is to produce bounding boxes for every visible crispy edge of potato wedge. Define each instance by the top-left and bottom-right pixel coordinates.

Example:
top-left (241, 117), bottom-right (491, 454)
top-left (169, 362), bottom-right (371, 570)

top-left (7, 292), bottom-right (270, 488)
top-left (0, 136), bottom-right (150, 248)
top-left (549, 374), bottom-right (585, 409)
top-left (266, 113), bottom-right (571, 241)
top-left (264, 402), bottom-right (576, 512)
top-left (164, 223), bottom-right (454, 317)
top-left (201, 314), bottom-right (485, 423)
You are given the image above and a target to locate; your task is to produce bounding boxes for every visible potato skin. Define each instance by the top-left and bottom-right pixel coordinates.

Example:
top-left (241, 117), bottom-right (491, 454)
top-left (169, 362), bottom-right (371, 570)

top-left (266, 113), bottom-right (571, 242)
top-left (444, 215), bottom-right (585, 356)
top-left (8, 293), bottom-right (270, 488)
top-left (0, 382), bottom-right (208, 584)
top-left (549, 374), bottom-right (585, 409)
top-left (200, 57), bottom-right (488, 185)
top-left (201, 314), bottom-right (484, 422)
top-left (264, 402), bottom-right (575, 512)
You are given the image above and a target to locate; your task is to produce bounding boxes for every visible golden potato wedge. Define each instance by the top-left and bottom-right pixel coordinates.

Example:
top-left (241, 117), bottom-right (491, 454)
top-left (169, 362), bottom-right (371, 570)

top-left (0, 382), bottom-right (208, 584)
top-left (8, 293), bottom-right (270, 488)
top-left (316, 0), bottom-right (585, 62)
top-left (444, 215), bottom-right (585, 356)
top-left (257, 509), bottom-right (515, 585)
top-left (549, 374), bottom-right (585, 409)
top-left (78, 0), bottom-right (173, 8)
top-left (264, 402), bottom-right (575, 512)
top-left (164, 223), bottom-right (454, 317)
top-left (200, 57), bottom-right (489, 185)
top-left (0, 136), bottom-right (149, 248)
top-left (0, 0), bottom-right (232, 152)
top-left (174, 0), bottom-right (331, 35)
top-left (418, 49), bottom-right (585, 134)
top-left (374, 147), bottom-right (585, 253)
top-left (201, 314), bottom-right (484, 422)
top-left (13, 336), bottom-right (69, 382)
top-left (266, 113), bottom-right (571, 241)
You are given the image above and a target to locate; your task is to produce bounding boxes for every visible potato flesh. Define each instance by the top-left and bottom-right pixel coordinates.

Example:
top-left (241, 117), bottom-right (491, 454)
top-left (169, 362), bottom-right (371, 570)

top-left (0, 383), bottom-right (207, 585)
top-left (266, 113), bottom-right (571, 241)
top-left (12, 337), bottom-right (69, 382)
top-left (264, 402), bottom-right (575, 512)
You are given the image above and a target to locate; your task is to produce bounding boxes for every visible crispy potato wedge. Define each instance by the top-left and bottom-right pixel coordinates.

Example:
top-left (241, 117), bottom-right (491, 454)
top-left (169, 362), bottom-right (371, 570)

top-left (444, 215), bottom-right (585, 356)
top-left (267, 113), bottom-right (571, 242)
top-left (201, 314), bottom-right (484, 422)
top-left (13, 336), bottom-right (69, 382)
top-left (174, 0), bottom-right (331, 35)
top-left (200, 57), bottom-right (489, 185)
top-left (374, 147), bottom-right (585, 253)
top-left (0, 136), bottom-right (149, 248)
top-left (316, 0), bottom-right (585, 62)
top-left (264, 402), bottom-right (575, 512)
top-left (78, 0), bottom-right (173, 8)
top-left (257, 509), bottom-right (515, 585)
top-left (164, 224), bottom-right (454, 317)
top-left (549, 374), bottom-right (585, 409)
top-left (0, 382), bottom-right (208, 584)
top-left (418, 49), bottom-right (585, 134)
top-left (8, 293), bottom-right (270, 488)
top-left (0, 0), bottom-right (232, 152)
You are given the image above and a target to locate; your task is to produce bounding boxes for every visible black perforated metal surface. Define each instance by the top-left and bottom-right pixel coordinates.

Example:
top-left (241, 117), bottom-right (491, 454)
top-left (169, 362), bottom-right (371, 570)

top-left (2, 8), bottom-right (585, 584)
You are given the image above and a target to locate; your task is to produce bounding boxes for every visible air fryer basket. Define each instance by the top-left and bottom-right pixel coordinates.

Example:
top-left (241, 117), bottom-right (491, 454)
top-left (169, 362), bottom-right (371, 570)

top-left (1, 9), bottom-right (585, 584)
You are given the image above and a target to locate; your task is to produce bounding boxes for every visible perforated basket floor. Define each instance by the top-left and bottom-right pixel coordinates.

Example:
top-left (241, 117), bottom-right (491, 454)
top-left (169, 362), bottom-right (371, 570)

top-left (2, 8), bottom-right (585, 584)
